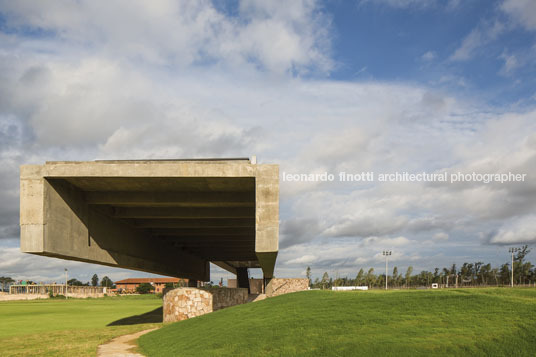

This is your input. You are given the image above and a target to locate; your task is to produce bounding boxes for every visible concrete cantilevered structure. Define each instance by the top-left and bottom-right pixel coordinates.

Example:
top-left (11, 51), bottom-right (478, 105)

top-left (19, 159), bottom-right (278, 286)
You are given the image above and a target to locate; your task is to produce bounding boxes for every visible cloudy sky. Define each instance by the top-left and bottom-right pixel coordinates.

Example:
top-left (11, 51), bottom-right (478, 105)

top-left (1, 0), bottom-right (535, 283)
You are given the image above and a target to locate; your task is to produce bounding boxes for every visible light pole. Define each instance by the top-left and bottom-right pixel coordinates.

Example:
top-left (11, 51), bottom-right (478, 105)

top-left (509, 247), bottom-right (520, 288)
top-left (382, 251), bottom-right (392, 290)
top-left (64, 268), bottom-right (68, 298)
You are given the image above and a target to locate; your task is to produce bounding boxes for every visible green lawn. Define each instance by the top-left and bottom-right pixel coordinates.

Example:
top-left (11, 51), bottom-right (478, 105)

top-left (0, 295), bottom-right (163, 356)
top-left (139, 288), bottom-right (536, 357)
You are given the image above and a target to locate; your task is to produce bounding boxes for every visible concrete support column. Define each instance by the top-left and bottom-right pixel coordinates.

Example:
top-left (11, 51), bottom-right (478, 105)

top-left (255, 164), bottom-right (279, 279)
top-left (236, 267), bottom-right (250, 293)
top-left (263, 276), bottom-right (271, 295)
top-left (187, 279), bottom-right (198, 288)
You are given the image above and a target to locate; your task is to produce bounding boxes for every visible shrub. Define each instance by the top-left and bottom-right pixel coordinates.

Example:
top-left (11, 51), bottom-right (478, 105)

top-left (136, 283), bottom-right (155, 294)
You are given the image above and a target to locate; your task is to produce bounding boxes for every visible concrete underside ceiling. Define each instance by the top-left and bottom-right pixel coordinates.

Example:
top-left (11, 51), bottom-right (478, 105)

top-left (20, 160), bottom-right (279, 281)
top-left (62, 177), bottom-right (259, 265)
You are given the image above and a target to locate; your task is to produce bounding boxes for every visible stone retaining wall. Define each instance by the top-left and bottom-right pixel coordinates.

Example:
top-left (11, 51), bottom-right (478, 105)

top-left (163, 287), bottom-right (248, 323)
top-left (209, 287), bottom-right (249, 311)
top-left (266, 278), bottom-right (309, 297)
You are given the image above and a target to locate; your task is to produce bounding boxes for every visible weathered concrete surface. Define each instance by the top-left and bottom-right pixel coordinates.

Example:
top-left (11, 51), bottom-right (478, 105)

top-left (163, 287), bottom-right (248, 322)
top-left (265, 278), bottom-right (309, 297)
top-left (20, 159), bottom-right (279, 281)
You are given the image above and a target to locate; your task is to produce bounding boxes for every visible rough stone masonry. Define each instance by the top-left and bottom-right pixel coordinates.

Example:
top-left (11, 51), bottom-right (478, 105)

top-left (163, 287), bottom-right (249, 322)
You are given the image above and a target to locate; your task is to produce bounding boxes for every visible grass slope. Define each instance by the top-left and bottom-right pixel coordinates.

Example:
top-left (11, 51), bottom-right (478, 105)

top-left (0, 295), bottom-right (162, 356)
top-left (139, 288), bottom-right (536, 357)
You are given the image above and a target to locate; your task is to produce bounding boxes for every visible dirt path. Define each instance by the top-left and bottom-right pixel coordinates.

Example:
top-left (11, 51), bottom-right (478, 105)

top-left (97, 328), bottom-right (158, 357)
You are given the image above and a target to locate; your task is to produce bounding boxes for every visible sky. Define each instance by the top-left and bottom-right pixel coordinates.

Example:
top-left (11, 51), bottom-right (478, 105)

top-left (0, 0), bottom-right (535, 284)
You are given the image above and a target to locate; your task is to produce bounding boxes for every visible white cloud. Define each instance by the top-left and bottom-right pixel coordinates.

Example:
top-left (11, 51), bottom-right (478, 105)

top-left (450, 20), bottom-right (505, 61)
top-left (421, 51), bottom-right (436, 61)
top-left (360, 0), bottom-right (437, 9)
top-left (286, 254), bottom-right (318, 265)
top-left (0, 0), bottom-right (332, 75)
top-left (361, 236), bottom-right (414, 247)
top-left (502, 0), bottom-right (536, 31)
top-left (489, 215), bottom-right (536, 244)
top-left (446, 0), bottom-right (461, 10)
top-left (433, 232), bottom-right (449, 241)
top-left (499, 52), bottom-right (520, 74)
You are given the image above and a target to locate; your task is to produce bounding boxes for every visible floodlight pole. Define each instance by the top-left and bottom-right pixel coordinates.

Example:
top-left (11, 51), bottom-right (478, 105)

top-left (64, 268), bottom-right (68, 298)
top-left (382, 250), bottom-right (392, 290)
top-left (511, 249), bottom-right (514, 288)
top-left (509, 248), bottom-right (519, 288)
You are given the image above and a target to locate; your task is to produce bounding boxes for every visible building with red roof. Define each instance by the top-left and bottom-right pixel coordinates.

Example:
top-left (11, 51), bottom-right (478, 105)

top-left (115, 277), bottom-right (188, 293)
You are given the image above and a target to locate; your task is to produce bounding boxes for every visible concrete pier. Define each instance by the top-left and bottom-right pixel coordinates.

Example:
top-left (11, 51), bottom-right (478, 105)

top-left (20, 159), bottom-right (279, 282)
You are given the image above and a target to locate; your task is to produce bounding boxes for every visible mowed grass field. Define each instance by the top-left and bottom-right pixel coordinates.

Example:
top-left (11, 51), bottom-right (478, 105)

top-left (0, 295), bottom-right (162, 356)
top-left (139, 288), bottom-right (536, 357)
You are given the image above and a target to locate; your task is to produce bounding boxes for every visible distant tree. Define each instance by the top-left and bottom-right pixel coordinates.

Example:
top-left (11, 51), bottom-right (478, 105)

top-left (460, 263), bottom-right (473, 284)
top-left (433, 268), bottom-right (440, 283)
top-left (515, 245), bottom-right (531, 262)
top-left (0, 276), bottom-right (15, 292)
top-left (442, 268), bottom-right (450, 285)
top-left (365, 268), bottom-right (375, 288)
top-left (355, 268), bottom-right (365, 286)
top-left (100, 276), bottom-right (114, 288)
top-left (306, 266), bottom-right (312, 287)
top-left (321, 272), bottom-right (329, 290)
top-left (164, 282), bottom-right (175, 289)
top-left (491, 267), bottom-right (499, 285)
top-left (405, 266), bottom-right (413, 288)
top-left (450, 264), bottom-right (457, 275)
top-left (392, 267), bottom-right (399, 287)
top-left (136, 283), bottom-right (154, 294)
top-left (479, 264), bottom-right (492, 285)
top-left (67, 278), bottom-right (84, 286)
top-left (473, 262), bottom-right (483, 284)
top-left (499, 263), bottom-right (511, 285)
top-left (91, 274), bottom-right (99, 287)
top-left (514, 245), bottom-right (532, 284)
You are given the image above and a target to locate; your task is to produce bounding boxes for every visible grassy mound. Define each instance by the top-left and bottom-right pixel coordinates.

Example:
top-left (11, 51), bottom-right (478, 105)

top-left (139, 288), bottom-right (536, 356)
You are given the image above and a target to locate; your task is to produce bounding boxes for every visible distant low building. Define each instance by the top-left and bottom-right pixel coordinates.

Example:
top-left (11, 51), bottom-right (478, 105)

top-left (115, 277), bottom-right (187, 293)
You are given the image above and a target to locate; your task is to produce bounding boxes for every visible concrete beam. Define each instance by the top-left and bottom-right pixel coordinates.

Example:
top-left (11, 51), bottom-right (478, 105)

top-left (86, 191), bottom-right (254, 207)
top-left (148, 227), bottom-right (255, 236)
top-left (131, 218), bottom-right (255, 228)
top-left (211, 261), bottom-right (238, 275)
top-left (159, 235), bottom-right (252, 243)
top-left (111, 207), bottom-right (255, 219)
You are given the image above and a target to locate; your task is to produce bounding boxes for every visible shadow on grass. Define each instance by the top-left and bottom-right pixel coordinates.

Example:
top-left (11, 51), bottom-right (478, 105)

top-left (107, 307), bottom-right (163, 326)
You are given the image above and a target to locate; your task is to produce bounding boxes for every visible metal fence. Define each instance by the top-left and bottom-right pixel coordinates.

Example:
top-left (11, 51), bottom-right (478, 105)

top-left (9, 284), bottom-right (105, 295)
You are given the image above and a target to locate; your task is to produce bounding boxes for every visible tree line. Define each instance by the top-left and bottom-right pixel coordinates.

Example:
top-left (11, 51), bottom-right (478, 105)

top-left (68, 274), bottom-right (115, 288)
top-left (306, 245), bottom-right (534, 289)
